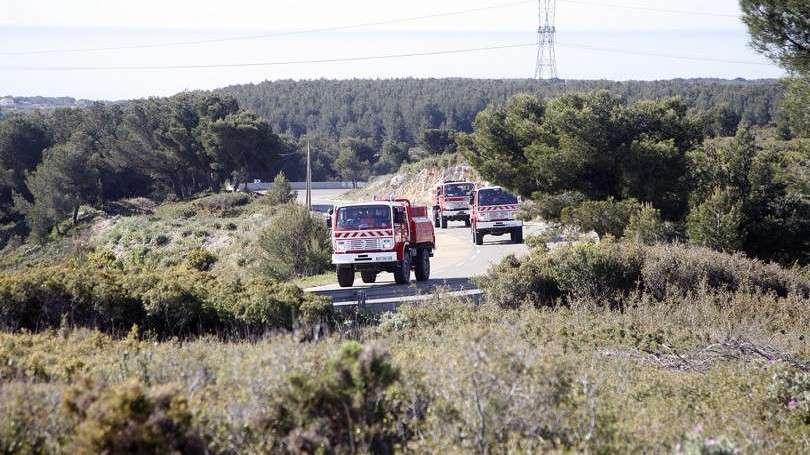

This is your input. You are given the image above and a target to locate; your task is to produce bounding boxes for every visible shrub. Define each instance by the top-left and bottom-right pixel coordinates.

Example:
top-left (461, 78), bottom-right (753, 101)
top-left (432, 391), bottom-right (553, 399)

top-left (265, 342), bottom-right (408, 453)
top-left (561, 198), bottom-right (643, 237)
top-left (193, 192), bottom-right (252, 216)
top-left (767, 367), bottom-right (810, 424)
top-left (528, 191), bottom-right (587, 221)
top-left (64, 380), bottom-right (206, 454)
top-left (623, 203), bottom-right (669, 244)
top-left (686, 187), bottom-right (744, 252)
top-left (185, 247), bottom-right (216, 272)
top-left (263, 172), bottom-right (297, 206)
top-left (258, 204), bottom-right (332, 279)
top-left (479, 241), bottom-right (810, 308)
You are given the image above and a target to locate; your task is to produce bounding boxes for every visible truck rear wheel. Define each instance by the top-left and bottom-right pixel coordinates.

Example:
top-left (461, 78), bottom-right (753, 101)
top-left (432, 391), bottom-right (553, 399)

top-left (433, 210), bottom-right (440, 228)
top-left (415, 248), bottom-right (430, 281)
top-left (393, 249), bottom-right (412, 285)
top-left (472, 228), bottom-right (483, 245)
top-left (440, 216), bottom-right (448, 229)
top-left (360, 271), bottom-right (377, 283)
top-left (511, 228), bottom-right (524, 244)
top-left (337, 265), bottom-right (355, 288)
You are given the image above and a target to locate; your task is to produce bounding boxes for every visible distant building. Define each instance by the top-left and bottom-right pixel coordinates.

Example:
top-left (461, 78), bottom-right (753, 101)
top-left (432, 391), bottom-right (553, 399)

top-left (0, 97), bottom-right (14, 107)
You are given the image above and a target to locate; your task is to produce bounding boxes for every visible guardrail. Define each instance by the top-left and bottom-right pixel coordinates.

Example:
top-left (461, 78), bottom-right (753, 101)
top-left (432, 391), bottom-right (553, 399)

top-left (242, 181), bottom-right (367, 192)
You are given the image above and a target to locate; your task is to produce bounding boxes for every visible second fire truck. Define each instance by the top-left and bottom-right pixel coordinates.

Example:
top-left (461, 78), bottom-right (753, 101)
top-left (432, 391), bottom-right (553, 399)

top-left (432, 180), bottom-right (476, 228)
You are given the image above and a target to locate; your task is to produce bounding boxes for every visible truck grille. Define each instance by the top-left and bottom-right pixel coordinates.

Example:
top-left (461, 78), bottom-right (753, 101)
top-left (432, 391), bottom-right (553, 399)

top-left (445, 201), bottom-right (469, 210)
top-left (348, 238), bottom-right (385, 251)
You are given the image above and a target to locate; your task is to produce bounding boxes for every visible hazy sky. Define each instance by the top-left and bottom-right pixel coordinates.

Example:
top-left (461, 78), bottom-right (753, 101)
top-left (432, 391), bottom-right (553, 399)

top-left (0, 0), bottom-right (785, 99)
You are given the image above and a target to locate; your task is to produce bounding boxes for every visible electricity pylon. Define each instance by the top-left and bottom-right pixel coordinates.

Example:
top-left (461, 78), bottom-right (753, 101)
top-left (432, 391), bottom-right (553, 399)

top-left (534, 0), bottom-right (557, 79)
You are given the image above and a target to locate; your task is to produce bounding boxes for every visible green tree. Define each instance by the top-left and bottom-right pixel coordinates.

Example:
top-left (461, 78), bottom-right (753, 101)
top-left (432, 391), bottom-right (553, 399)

top-left (258, 204), bottom-right (332, 279)
top-left (781, 77), bottom-right (810, 137)
top-left (264, 172), bottom-right (297, 205)
top-left (16, 143), bottom-right (99, 239)
top-left (740, 0), bottom-right (810, 74)
top-left (0, 115), bottom-right (53, 206)
top-left (335, 141), bottom-right (370, 188)
top-left (686, 187), bottom-right (744, 252)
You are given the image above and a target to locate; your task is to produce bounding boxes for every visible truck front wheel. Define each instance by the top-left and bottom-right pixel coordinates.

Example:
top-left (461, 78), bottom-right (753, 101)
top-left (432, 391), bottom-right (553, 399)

top-left (393, 249), bottom-right (412, 285)
top-left (337, 265), bottom-right (355, 288)
top-left (511, 228), bottom-right (524, 244)
top-left (433, 210), bottom-right (440, 228)
top-left (440, 216), bottom-right (448, 229)
top-left (415, 248), bottom-right (430, 281)
top-left (472, 228), bottom-right (483, 245)
top-left (361, 271), bottom-right (377, 283)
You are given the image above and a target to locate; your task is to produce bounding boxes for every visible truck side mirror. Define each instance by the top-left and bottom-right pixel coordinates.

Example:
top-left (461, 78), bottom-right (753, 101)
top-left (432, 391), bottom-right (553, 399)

top-left (469, 194), bottom-right (475, 205)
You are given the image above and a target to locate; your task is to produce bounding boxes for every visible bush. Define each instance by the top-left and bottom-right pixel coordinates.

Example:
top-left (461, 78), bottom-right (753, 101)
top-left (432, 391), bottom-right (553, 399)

top-left (265, 341), bottom-right (409, 453)
top-left (686, 187), bottom-right (744, 252)
top-left (479, 240), bottom-right (810, 308)
top-left (263, 172), bottom-right (297, 206)
top-left (767, 367), bottom-right (810, 425)
top-left (64, 380), bottom-right (205, 454)
top-left (561, 198), bottom-right (643, 237)
top-left (528, 191), bottom-right (587, 221)
top-left (193, 192), bottom-right (252, 216)
top-left (623, 203), bottom-right (669, 245)
top-left (258, 204), bottom-right (332, 279)
top-left (185, 247), bottom-right (216, 271)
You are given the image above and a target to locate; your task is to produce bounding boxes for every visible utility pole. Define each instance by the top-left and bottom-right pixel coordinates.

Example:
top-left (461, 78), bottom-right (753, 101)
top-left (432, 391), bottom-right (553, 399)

top-left (305, 141), bottom-right (312, 210)
top-left (534, 0), bottom-right (558, 79)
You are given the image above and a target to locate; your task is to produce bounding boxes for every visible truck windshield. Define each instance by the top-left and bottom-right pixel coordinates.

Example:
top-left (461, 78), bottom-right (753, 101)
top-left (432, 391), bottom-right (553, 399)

top-left (444, 183), bottom-right (474, 197)
top-left (478, 189), bottom-right (518, 206)
top-left (336, 205), bottom-right (392, 230)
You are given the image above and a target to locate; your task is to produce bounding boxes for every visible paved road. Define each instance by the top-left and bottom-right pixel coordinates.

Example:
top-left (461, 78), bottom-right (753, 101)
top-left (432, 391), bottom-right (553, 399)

top-left (307, 220), bottom-right (545, 308)
top-left (295, 188), bottom-right (355, 205)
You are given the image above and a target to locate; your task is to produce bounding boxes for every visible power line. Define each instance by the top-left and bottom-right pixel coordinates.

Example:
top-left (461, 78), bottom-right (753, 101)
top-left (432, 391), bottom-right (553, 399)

top-left (0, 41), bottom-right (773, 72)
top-left (0, 0), bottom-right (533, 56)
top-left (560, 0), bottom-right (739, 18)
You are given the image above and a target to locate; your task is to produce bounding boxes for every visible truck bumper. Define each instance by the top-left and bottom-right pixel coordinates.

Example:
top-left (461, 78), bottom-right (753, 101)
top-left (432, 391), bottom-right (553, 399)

top-left (332, 252), bottom-right (398, 265)
top-left (441, 210), bottom-right (469, 220)
top-left (476, 220), bottom-right (523, 235)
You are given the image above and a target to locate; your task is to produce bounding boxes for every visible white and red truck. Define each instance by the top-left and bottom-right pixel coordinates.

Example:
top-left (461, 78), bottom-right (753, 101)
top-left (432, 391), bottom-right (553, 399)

top-left (432, 180), bottom-right (476, 228)
top-left (469, 186), bottom-right (523, 245)
top-left (330, 198), bottom-right (435, 287)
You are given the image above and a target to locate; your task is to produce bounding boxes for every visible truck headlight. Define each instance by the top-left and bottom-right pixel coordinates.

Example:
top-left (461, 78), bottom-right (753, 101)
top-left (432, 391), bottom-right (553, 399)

top-left (334, 240), bottom-right (350, 253)
top-left (380, 238), bottom-right (394, 250)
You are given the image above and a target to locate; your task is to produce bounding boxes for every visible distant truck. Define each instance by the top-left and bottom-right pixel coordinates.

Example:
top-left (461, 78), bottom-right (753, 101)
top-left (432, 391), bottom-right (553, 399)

top-left (330, 198), bottom-right (435, 287)
top-left (469, 186), bottom-right (523, 245)
top-left (432, 180), bottom-right (476, 228)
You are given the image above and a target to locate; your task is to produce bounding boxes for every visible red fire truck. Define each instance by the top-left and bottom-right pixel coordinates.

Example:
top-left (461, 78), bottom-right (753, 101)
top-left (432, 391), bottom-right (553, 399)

top-left (432, 180), bottom-right (476, 228)
top-left (331, 198), bottom-right (436, 287)
top-left (469, 186), bottom-right (523, 245)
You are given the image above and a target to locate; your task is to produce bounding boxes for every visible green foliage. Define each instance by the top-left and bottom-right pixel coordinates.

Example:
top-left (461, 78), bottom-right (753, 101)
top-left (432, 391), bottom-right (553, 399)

top-left (267, 341), bottom-right (408, 453)
top-left (525, 191), bottom-right (587, 221)
top-left (623, 203), bottom-right (669, 244)
top-left (185, 247), bottom-right (217, 272)
top-left (781, 76), bottom-right (810, 138)
top-left (258, 204), bottom-right (332, 279)
top-left (677, 429), bottom-right (740, 455)
top-left (462, 91), bottom-right (698, 220)
top-left (767, 367), bottom-right (810, 424)
top-left (740, 0), bottom-right (810, 74)
top-left (263, 171), bottom-right (297, 205)
top-left (479, 240), bottom-right (810, 309)
top-left (418, 128), bottom-right (457, 154)
top-left (686, 188), bottom-right (744, 252)
top-left (192, 192), bottom-right (252, 216)
top-left (64, 380), bottom-right (205, 454)
top-left (335, 138), bottom-right (372, 186)
top-left (561, 198), bottom-right (643, 238)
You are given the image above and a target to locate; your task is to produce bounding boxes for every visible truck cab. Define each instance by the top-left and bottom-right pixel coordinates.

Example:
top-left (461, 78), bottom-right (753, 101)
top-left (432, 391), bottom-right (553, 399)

top-left (469, 186), bottom-right (523, 245)
top-left (331, 199), bottom-right (435, 288)
top-left (432, 180), bottom-right (475, 229)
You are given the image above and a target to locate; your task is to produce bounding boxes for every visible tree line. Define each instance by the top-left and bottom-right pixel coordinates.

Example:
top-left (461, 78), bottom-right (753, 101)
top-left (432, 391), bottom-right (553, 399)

top-left (462, 0), bottom-right (810, 266)
top-left (0, 93), bottom-right (288, 241)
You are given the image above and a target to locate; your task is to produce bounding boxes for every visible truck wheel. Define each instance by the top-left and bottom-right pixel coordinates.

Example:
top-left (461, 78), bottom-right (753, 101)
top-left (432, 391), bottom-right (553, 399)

top-left (464, 217), bottom-right (471, 227)
top-left (473, 229), bottom-right (483, 245)
top-left (337, 265), bottom-right (355, 288)
top-left (360, 271), bottom-right (377, 283)
top-left (440, 216), bottom-right (448, 229)
top-left (393, 249), bottom-right (412, 285)
top-left (511, 228), bottom-right (524, 244)
top-left (433, 211), bottom-right (440, 228)
top-left (415, 248), bottom-right (430, 281)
